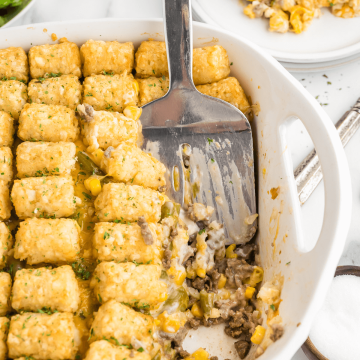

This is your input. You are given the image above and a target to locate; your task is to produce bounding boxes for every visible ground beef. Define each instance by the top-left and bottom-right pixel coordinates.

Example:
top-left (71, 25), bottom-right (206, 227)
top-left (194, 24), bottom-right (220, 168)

top-left (201, 317), bottom-right (224, 327)
top-left (207, 268), bottom-right (221, 291)
top-left (192, 276), bottom-right (208, 291)
top-left (187, 318), bottom-right (201, 329)
top-left (175, 347), bottom-right (190, 358)
top-left (138, 216), bottom-right (154, 245)
top-left (214, 258), bottom-right (227, 274)
top-left (158, 185), bottom-right (167, 192)
top-left (225, 259), bottom-right (254, 288)
top-left (162, 249), bottom-right (172, 270)
top-left (234, 340), bottom-right (250, 359)
top-left (235, 244), bottom-right (258, 260)
top-left (217, 300), bottom-right (239, 320)
top-left (159, 326), bottom-right (189, 347)
top-left (77, 103), bottom-right (94, 122)
top-left (270, 324), bottom-right (284, 342)
top-left (225, 308), bottom-right (262, 339)
top-left (170, 227), bottom-right (178, 240)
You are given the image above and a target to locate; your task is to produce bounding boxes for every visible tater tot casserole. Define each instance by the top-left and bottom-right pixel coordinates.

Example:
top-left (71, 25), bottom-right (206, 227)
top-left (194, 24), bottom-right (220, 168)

top-left (243, 0), bottom-right (360, 33)
top-left (0, 38), bottom-right (284, 360)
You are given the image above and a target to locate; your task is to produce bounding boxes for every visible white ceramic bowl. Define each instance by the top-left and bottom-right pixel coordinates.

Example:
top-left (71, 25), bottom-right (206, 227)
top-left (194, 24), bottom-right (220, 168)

top-left (0, 19), bottom-right (352, 360)
top-left (1, 0), bottom-right (37, 28)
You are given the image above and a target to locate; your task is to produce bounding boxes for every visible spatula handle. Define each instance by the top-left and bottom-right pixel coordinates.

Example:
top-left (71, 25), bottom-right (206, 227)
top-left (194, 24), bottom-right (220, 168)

top-left (163, 0), bottom-right (196, 91)
top-left (295, 97), bottom-right (360, 205)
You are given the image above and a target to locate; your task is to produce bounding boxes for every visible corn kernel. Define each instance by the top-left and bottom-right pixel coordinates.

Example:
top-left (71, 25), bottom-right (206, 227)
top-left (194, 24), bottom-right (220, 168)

top-left (245, 286), bottom-right (256, 299)
top-left (158, 312), bottom-right (181, 334)
top-left (192, 348), bottom-right (209, 360)
top-left (123, 105), bottom-right (142, 121)
top-left (167, 266), bottom-right (176, 277)
top-left (191, 302), bottom-right (204, 318)
top-left (251, 325), bottom-right (266, 345)
top-left (186, 268), bottom-right (197, 279)
top-left (218, 274), bottom-right (227, 289)
top-left (196, 233), bottom-right (207, 253)
top-left (132, 80), bottom-right (140, 94)
top-left (158, 292), bottom-right (168, 302)
top-left (245, 266), bottom-right (264, 287)
top-left (289, 6), bottom-right (313, 34)
top-left (244, 5), bottom-right (256, 19)
top-left (84, 177), bottom-right (102, 196)
top-left (226, 244), bottom-right (237, 259)
top-left (175, 271), bottom-right (186, 286)
top-left (196, 268), bottom-right (206, 278)
top-left (91, 149), bottom-right (104, 166)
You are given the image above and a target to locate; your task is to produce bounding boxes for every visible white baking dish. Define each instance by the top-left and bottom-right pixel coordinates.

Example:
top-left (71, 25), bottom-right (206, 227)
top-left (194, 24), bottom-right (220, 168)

top-left (0, 18), bottom-right (352, 360)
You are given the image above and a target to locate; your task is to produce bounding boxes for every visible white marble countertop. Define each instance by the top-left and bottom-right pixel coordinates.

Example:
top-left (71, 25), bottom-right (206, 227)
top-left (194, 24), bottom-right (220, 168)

top-left (8, 0), bottom-right (360, 359)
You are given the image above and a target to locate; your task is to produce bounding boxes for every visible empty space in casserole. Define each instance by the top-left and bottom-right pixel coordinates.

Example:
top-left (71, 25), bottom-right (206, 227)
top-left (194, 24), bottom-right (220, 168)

top-left (16, 142), bottom-right (76, 178)
top-left (28, 39), bottom-right (81, 79)
top-left (18, 104), bottom-right (79, 142)
top-left (11, 176), bottom-right (75, 219)
top-left (14, 218), bottom-right (80, 264)
top-left (80, 40), bottom-right (134, 77)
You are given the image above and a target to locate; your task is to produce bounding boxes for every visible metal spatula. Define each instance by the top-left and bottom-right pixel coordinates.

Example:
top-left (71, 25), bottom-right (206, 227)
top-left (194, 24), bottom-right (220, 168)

top-left (140, 0), bottom-right (256, 245)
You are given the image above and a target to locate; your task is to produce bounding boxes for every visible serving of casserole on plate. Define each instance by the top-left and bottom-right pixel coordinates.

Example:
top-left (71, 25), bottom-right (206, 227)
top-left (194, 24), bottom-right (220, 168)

top-left (0, 19), bottom-right (352, 360)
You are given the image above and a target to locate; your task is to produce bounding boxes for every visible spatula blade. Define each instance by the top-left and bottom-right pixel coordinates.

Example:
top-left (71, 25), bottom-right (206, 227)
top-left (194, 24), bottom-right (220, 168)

top-left (141, 122), bottom-right (256, 245)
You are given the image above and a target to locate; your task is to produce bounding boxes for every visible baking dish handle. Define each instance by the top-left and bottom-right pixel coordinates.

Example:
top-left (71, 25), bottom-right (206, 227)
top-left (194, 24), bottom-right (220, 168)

top-left (283, 94), bottom-right (352, 254)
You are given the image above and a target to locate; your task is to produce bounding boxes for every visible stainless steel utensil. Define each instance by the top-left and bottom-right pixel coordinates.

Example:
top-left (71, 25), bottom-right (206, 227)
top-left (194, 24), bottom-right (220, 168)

top-left (140, 0), bottom-right (256, 244)
top-left (295, 97), bottom-right (360, 205)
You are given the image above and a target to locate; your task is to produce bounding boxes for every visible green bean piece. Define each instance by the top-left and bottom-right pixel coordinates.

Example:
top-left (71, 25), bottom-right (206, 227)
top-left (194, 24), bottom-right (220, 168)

top-left (162, 286), bottom-right (189, 313)
top-left (200, 289), bottom-right (215, 315)
top-left (77, 151), bottom-right (104, 175)
top-left (152, 351), bottom-right (161, 360)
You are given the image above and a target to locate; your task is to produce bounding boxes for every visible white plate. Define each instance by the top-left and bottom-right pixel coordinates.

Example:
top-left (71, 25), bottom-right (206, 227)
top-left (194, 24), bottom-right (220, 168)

top-left (193, 0), bottom-right (360, 63)
top-left (281, 51), bottom-right (360, 72)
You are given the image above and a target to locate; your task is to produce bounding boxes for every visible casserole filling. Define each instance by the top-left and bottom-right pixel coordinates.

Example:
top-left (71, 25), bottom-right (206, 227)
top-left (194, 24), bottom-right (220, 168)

top-left (0, 38), bottom-right (283, 360)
